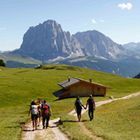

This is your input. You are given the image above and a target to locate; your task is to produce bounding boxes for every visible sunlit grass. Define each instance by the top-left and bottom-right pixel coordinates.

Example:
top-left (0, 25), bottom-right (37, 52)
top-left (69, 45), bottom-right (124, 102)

top-left (0, 64), bottom-right (140, 140)
top-left (83, 96), bottom-right (140, 140)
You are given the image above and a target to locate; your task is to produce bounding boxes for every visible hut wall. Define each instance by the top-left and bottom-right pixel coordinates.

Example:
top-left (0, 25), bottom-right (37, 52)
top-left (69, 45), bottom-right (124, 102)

top-left (69, 81), bottom-right (106, 97)
top-left (93, 85), bottom-right (106, 96)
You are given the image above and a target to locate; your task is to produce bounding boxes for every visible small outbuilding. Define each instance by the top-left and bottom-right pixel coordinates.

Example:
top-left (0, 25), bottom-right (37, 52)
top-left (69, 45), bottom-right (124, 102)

top-left (53, 77), bottom-right (107, 99)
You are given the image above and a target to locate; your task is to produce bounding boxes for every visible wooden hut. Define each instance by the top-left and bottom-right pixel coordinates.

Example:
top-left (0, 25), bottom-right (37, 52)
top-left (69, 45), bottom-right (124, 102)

top-left (53, 77), bottom-right (107, 99)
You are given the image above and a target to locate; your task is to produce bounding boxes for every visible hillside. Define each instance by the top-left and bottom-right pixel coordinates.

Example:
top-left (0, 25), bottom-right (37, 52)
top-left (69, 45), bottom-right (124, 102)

top-left (0, 53), bottom-right (41, 67)
top-left (0, 65), bottom-right (140, 140)
top-left (49, 56), bottom-right (140, 77)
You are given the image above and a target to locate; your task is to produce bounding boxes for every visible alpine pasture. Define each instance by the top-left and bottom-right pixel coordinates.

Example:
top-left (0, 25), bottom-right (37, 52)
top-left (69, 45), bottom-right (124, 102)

top-left (0, 65), bottom-right (140, 140)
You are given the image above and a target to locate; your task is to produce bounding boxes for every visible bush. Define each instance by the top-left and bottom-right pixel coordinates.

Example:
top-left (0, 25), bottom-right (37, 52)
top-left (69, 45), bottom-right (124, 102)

top-left (0, 59), bottom-right (5, 67)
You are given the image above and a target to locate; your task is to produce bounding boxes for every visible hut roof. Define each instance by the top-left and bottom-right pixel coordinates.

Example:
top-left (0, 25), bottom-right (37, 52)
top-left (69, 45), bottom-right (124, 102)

top-left (58, 78), bottom-right (80, 88)
top-left (58, 77), bottom-right (107, 88)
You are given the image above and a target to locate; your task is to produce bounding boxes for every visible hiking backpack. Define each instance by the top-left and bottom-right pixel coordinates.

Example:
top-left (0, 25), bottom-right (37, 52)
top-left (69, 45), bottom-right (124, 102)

top-left (42, 104), bottom-right (50, 116)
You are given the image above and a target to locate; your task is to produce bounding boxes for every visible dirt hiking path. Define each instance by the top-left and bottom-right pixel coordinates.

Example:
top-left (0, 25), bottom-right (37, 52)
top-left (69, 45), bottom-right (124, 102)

top-left (22, 92), bottom-right (140, 140)
top-left (22, 118), bottom-right (69, 140)
top-left (69, 92), bottom-right (140, 116)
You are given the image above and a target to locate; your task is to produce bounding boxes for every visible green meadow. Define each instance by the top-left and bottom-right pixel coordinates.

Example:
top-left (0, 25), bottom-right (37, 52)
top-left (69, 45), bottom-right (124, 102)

top-left (0, 64), bottom-right (140, 140)
top-left (83, 95), bottom-right (140, 140)
top-left (60, 96), bottom-right (140, 140)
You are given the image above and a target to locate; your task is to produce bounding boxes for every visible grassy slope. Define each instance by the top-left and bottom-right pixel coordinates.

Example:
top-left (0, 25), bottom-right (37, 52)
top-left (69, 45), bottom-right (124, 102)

top-left (0, 64), bottom-right (140, 140)
top-left (0, 53), bottom-right (41, 64)
top-left (83, 96), bottom-right (140, 140)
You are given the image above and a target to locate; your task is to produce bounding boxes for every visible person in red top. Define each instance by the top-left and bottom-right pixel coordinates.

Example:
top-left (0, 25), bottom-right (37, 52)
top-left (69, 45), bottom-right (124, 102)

top-left (41, 100), bottom-right (51, 129)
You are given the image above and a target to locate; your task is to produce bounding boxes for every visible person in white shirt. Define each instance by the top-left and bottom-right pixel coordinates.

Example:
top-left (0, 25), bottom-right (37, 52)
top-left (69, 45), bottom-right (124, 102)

top-left (29, 101), bottom-right (39, 131)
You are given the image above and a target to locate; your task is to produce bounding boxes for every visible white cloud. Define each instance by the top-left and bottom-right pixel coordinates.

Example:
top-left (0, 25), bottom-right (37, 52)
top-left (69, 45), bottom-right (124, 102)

top-left (91, 19), bottom-right (105, 24)
top-left (118, 2), bottom-right (133, 10)
top-left (91, 19), bottom-right (97, 24)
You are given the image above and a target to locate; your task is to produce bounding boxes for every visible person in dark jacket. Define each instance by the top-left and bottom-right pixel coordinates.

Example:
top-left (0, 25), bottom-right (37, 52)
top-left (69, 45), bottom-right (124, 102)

top-left (41, 100), bottom-right (51, 129)
top-left (85, 95), bottom-right (95, 121)
top-left (75, 96), bottom-right (85, 122)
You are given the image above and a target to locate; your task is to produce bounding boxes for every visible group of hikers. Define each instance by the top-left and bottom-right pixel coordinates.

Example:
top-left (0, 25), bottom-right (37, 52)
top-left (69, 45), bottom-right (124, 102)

top-left (29, 95), bottom-right (95, 131)
top-left (29, 99), bottom-right (51, 131)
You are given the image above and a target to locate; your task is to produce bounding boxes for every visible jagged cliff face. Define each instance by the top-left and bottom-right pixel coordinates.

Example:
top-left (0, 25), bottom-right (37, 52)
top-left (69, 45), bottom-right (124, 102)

top-left (14, 20), bottom-right (83, 60)
top-left (74, 31), bottom-right (123, 59)
top-left (13, 20), bottom-right (124, 60)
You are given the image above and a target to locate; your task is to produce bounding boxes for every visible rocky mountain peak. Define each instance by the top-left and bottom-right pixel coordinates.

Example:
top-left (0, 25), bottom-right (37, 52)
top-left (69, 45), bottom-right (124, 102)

top-left (13, 20), bottom-right (84, 61)
top-left (74, 30), bottom-right (123, 59)
top-left (12, 20), bottom-right (124, 61)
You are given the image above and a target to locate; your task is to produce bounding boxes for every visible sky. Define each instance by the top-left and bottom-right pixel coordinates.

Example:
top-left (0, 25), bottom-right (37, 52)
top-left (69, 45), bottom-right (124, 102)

top-left (0, 0), bottom-right (140, 51)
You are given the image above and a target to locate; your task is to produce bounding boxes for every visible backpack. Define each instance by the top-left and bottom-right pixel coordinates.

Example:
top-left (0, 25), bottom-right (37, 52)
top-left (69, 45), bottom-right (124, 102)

top-left (42, 104), bottom-right (50, 116)
top-left (31, 105), bottom-right (38, 115)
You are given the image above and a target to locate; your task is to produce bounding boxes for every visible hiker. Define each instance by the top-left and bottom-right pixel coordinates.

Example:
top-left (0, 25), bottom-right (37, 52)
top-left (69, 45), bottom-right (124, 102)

top-left (85, 95), bottom-right (95, 121)
top-left (41, 100), bottom-right (51, 129)
top-left (75, 96), bottom-right (85, 122)
top-left (36, 98), bottom-right (42, 126)
top-left (29, 100), bottom-right (39, 131)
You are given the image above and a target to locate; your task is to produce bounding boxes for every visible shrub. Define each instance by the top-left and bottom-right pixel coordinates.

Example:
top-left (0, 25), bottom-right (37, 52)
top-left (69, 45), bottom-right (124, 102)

top-left (0, 59), bottom-right (5, 67)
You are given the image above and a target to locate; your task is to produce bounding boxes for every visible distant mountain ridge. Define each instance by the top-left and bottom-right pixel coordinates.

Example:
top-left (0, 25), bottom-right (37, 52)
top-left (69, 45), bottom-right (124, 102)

top-left (123, 42), bottom-right (140, 59)
top-left (3, 19), bottom-right (140, 77)
top-left (12, 20), bottom-right (124, 61)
